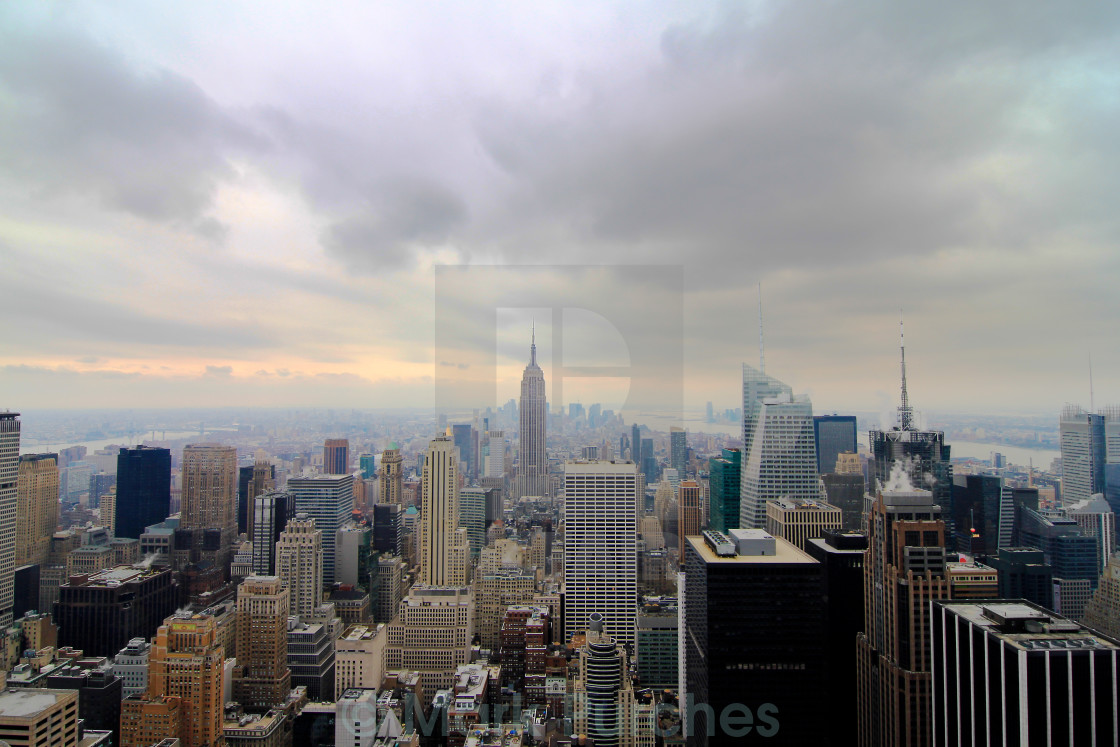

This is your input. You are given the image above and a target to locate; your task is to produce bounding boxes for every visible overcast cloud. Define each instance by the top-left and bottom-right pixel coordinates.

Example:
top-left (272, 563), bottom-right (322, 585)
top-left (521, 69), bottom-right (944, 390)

top-left (0, 1), bottom-right (1117, 415)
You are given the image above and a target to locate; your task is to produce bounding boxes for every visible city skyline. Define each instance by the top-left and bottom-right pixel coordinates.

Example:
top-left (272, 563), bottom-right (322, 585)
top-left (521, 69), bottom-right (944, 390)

top-left (1, 3), bottom-right (1118, 415)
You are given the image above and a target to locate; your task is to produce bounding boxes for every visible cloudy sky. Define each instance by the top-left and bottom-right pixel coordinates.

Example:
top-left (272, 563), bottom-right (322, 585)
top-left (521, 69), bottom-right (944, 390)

top-left (1, 1), bottom-right (1117, 417)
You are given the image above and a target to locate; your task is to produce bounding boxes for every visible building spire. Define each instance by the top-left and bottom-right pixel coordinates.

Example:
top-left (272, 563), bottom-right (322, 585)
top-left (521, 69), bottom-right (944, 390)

top-left (758, 282), bottom-right (765, 374)
top-left (898, 311), bottom-right (913, 430)
top-left (530, 320), bottom-right (537, 366)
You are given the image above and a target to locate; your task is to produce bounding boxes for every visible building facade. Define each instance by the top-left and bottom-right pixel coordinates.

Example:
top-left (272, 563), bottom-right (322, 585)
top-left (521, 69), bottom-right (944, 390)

top-left (288, 474), bottom-right (354, 584)
top-left (563, 460), bottom-right (638, 647)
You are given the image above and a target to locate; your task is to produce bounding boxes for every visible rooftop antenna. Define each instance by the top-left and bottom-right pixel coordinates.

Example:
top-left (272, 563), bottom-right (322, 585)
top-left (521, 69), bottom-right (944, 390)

top-left (758, 282), bottom-right (765, 374)
top-left (1089, 352), bottom-right (1095, 413)
top-left (898, 311), bottom-right (914, 430)
top-left (530, 319), bottom-right (537, 366)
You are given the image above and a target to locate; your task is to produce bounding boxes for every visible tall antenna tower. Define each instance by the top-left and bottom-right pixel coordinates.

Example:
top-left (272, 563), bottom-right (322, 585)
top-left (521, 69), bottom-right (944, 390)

top-left (1089, 352), bottom-right (1095, 413)
top-left (758, 282), bottom-right (765, 374)
top-left (898, 311), bottom-right (914, 430)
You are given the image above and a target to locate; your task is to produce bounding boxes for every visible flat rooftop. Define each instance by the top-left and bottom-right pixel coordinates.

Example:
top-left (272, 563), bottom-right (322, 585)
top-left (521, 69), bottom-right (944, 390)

top-left (0, 689), bottom-right (73, 718)
top-left (687, 535), bottom-right (817, 565)
top-left (942, 600), bottom-right (1120, 651)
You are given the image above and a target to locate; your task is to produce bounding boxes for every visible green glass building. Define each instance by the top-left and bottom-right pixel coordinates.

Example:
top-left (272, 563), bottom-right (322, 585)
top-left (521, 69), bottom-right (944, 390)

top-left (708, 447), bottom-right (741, 533)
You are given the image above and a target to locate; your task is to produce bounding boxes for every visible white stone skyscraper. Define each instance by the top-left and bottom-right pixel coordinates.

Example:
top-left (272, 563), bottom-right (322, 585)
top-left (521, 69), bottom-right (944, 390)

top-left (563, 459), bottom-right (638, 647)
top-left (517, 328), bottom-right (549, 498)
top-left (420, 436), bottom-right (469, 586)
top-left (0, 412), bottom-right (19, 629)
top-left (739, 365), bottom-right (819, 529)
top-left (1059, 405), bottom-right (1119, 503)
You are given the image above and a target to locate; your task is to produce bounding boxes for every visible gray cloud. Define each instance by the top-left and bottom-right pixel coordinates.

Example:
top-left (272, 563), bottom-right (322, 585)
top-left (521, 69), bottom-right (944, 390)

top-left (322, 181), bottom-right (467, 272)
top-left (0, 19), bottom-right (266, 233)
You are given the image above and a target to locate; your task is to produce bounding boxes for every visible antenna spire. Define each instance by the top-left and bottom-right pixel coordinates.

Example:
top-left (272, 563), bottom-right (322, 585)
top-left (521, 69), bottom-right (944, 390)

top-left (898, 311), bottom-right (913, 430)
top-left (1089, 352), bottom-right (1095, 412)
top-left (758, 282), bottom-right (765, 374)
top-left (530, 320), bottom-right (537, 366)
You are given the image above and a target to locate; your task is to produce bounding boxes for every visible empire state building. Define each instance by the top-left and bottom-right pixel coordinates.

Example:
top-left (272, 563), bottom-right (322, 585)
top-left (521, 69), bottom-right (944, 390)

top-left (517, 329), bottom-right (549, 497)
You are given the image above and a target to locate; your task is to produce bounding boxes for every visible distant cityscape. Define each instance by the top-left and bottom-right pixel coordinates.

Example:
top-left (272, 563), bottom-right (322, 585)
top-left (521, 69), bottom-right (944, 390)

top-left (0, 330), bottom-right (1118, 747)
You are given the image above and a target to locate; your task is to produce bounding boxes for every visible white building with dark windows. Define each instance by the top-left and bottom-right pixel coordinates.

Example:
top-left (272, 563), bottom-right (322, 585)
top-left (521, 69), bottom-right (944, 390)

top-left (563, 460), bottom-right (638, 647)
top-left (288, 474), bottom-right (354, 584)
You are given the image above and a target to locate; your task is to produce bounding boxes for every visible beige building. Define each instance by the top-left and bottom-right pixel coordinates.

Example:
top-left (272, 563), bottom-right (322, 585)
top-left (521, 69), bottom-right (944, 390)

top-left (380, 447), bottom-right (403, 506)
top-left (233, 576), bottom-right (292, 712)
top-left (765, 497), bottom-right (842, 551)
top-left (99, 488), bottom-right (117, 537)
top-left (419, 438), bottom-right (470, 586)
top-left (16, 454), bottom-right (59, 569)
top-left (1083, 554), bottom-right (1120, 640)
top-left (223, 705), bottom-right (288, 747)
top-left (276, 515), bottom-right (323, 619)
top-left (180, 444), bottom-right (238, 569)
top-left (0, 688), bottom-right (79, 747)
top-left (383, 585), bottom-right (474, 691)
top-left (334, 623), bottom-right (387, 692)
top-left (473, 570), bottom-right (536, 650)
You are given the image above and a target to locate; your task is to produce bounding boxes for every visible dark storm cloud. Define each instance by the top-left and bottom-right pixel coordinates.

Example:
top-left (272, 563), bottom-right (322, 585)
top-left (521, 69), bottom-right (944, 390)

top-left (0, 20), bottom-right (266, 235)
top-left (467, 1), bottom-right (1120, 281)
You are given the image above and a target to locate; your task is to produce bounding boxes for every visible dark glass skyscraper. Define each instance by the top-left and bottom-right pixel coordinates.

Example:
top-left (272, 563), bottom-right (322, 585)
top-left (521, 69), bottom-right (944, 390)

top-left (813, 414), bottom-right (858, 475)
top-left (115, 446), bottom-right (171, 540)
top-left (951, 474), bottom-right (1002, 555)
top-left (707, 448), bottom-right (741, 533)
top-left (683, 529), bottom-right (825, 746)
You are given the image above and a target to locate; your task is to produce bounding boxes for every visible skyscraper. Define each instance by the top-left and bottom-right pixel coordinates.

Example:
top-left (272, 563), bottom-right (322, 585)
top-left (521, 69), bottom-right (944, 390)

top-left (813, 414), bottom-right (858, 475)
top-left (868, 323), bottom-right (953, 540)
top-left (232, 576), bottom-right (292, 711)
top-left (669, 426), bottom-right (687, 476)
top-left (243, 458), bottom-right (274, 539)
top-left (16, 453), bottom-right (58, 569)
top-left (857, 465), bottom-right (951, 747)
top-left (517, 329), bottom-right (548, 498)
top-left (452, 424), bottom-right (475, 482)
top-left (115, 446), bottom-right (172, 541)
top-left (180, 444), bottom-right (238, 570)
top-left (323, 438), bottom-right (350, 476)
top-left (147, 611), bottom-right (226, 747)
top-left (572, 614), bottom-right (635, 747)
top-left (677, 480), bottom-right (702, 560)
top-left (563, 460), bottom-right (638, 647)
top-left (683, 529), bottom-right (825, 746)
top-left (379, 445), bottom-right (403, 505)
top-left (931, 600), bottom-right (1120, 745)
top-left (419, 436), bottom-right (469, 586)
top-left (251, 490), bottom-right (296, 576)
top-left (1, 412), bottom-right (22, 629)
top-left (276, 514), bottom-right (324, 619)
top-left (707, 447), bottom-right (740, 533)
top-left (951, 473), bottom-right (1003, 555)
top-left (288, 474), bottom-right (354, 584)
top-left (739, 367), bottom-right (819, 530)
top-left (1060, 405), bottom-right (1120, 504)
